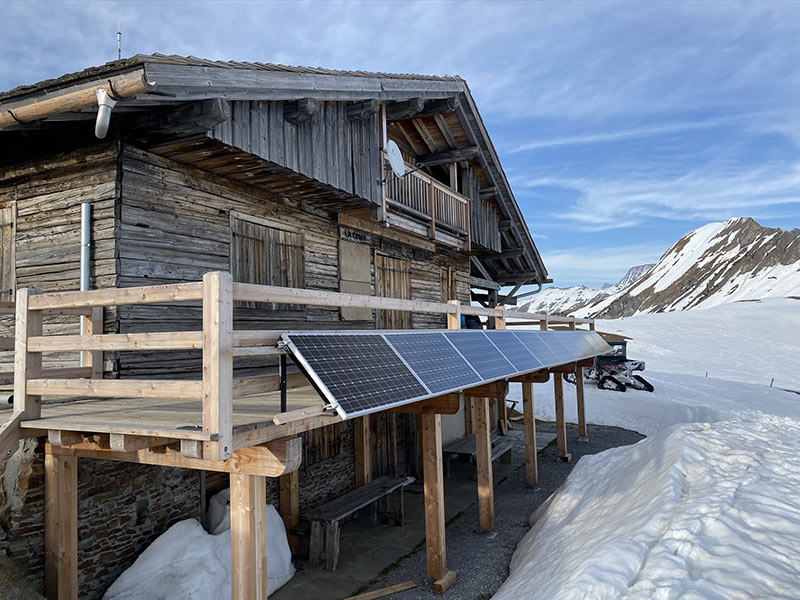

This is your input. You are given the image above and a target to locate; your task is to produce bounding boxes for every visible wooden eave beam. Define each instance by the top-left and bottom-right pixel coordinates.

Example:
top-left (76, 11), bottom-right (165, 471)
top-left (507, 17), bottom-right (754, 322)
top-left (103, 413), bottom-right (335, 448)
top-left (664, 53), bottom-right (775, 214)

top-left (347, 99), bottom-right (379, 120)
top-left (433, 114), bottom-right (457, 149)
top-left (128, 98), bottom-right (230, 138)
top-left (479, 186), bottom-right (497, 200)
top-left (411, 119), bottom-right (439, 154)
top-left (416, 146), bottom-right (479, 168)
top-left (283, 98), bottom-right (320, 124)
top-left (387, 97), bottom-right (460, 121)
top-left (384, 98), bottom-right (425, 120)
top-left (468, 276), bottom-right (501, 291)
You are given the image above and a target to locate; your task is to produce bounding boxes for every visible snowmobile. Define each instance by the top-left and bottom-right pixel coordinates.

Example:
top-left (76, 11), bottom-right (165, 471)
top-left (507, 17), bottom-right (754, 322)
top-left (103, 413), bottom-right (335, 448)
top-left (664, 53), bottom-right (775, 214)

top-left (564, 340), bottom-right (654, 392)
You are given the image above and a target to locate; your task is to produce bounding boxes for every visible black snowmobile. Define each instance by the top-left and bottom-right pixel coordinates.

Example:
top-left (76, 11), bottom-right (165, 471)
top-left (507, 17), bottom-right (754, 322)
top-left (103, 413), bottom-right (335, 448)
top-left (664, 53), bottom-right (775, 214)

top-left (564, 340), bottom-right (654, 392)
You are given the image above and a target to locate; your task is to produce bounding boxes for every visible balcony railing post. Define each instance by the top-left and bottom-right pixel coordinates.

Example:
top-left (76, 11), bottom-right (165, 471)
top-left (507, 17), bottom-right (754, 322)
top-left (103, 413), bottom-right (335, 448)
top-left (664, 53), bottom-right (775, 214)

top-left (202, 271), bottom-right (234, 460)
top-left (428, 180), bottom-right (436, 240)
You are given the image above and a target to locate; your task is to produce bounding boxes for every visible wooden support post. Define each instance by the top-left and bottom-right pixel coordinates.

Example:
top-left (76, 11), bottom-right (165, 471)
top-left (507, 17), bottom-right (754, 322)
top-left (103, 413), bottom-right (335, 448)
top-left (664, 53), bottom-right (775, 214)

top-left (463, 397), bottom-right (474, 435)
top-left (355, 415), bottom-right (372, 487)
top-left (81, 307), bottom-right (103, 379)
top-left (576, 367), bottom-right (587, 438)
top-left (203, 271), bottom-right (234, 460)
top-left (539, 314), bottom-right (549, 331)
top-left (522, 382), bottom-right (538, 485)
top-left (475, 398), bottom-right (494, 531)
top-left (553, 374), bottom-right (569, 461)
top-left (45, 448), bottom-right (78, 600)
top-left (230, 473), bottom-right (268, 600)
top-left (446, 299), bottom-right (460, 330)
top-left (14, 288), bottom-right (42, 419)
top-left (589, 320), bottom-right (595, 331)
top-left (279, 471), bottom-right (299, 555)
top-left (495, 306), bottom-right (505, 330)
top-left (421, 413), bottom-right (446, 581)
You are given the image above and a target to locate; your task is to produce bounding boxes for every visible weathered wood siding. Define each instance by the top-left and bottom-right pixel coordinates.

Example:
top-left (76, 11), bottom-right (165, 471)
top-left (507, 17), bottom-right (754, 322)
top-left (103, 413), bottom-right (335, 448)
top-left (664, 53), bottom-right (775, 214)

top-left (117, 145), bottom-right (469, 378)
top-left (0, 144), bottom-right (119, 375)
top-left (211, 100), bottom-right (382, 205)
top-left (464, 166), bottom-right (502, 252)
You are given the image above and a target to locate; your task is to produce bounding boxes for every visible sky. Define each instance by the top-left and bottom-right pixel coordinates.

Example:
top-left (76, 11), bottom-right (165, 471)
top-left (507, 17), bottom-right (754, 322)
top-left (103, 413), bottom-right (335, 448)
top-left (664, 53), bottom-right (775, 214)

top-left (1, 0), bottom-right (799, 289)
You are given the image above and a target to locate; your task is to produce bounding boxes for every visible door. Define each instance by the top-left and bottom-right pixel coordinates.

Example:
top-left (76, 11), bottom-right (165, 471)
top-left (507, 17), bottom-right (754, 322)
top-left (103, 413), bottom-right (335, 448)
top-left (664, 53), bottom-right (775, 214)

top-left (374, 254), bottom-right (411, 330)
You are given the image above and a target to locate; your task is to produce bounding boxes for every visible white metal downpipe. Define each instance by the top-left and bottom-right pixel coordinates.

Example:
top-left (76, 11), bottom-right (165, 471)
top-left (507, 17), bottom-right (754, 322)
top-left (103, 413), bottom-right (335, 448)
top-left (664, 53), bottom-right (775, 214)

top-left (79, 202), bottom-right (91, 366)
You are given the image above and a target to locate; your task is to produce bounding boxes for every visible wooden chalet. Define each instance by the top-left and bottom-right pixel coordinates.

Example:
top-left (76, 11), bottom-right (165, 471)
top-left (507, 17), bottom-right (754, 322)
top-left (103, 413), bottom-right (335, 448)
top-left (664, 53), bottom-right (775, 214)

top-left (0, 55), bottom-right (597, 600)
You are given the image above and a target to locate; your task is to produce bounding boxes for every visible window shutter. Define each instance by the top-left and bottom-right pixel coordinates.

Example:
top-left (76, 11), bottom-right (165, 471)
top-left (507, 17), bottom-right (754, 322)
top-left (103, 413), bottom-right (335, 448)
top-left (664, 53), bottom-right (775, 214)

top-left (0, 205), bottom-right (14, 303)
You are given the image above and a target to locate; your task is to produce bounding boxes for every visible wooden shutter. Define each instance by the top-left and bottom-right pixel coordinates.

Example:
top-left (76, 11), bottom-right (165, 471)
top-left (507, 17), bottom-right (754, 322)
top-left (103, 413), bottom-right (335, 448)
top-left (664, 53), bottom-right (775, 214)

top-left (303, 422), bottom-right (343, 467)
top-left (375, 254), bottom-right (411, 329)
top-left (0, 204), bottom-right (14, 303)
top-left (231, 216), bottom-right (304, 310)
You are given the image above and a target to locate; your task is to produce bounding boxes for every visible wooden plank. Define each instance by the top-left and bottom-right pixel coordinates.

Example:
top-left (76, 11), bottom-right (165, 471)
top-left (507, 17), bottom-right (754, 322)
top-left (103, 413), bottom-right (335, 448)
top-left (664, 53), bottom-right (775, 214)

top-left (14, 289), bottom-right (42, 419)
top-left (233, 372), bottom-right (308, 398)
top-left (44, 449), bottom-right (78, 600)
top-left (355, 415), bottom-right (371, 487)
top-left (421, 413), bottom-right (446, 580)
top-left (522, 382), bottom-right (538, 485)
top-left (433, 570), bottom-right (457, 595)
top-left (230, 473), bottom-right (268, 600)
top-left (388, 394), bottom-right (460, 415)
top-left (337, 213), bottom-right (435, 253)
top-left (28, 281), bottom-right (204, 310)
top-left (0, 411), bottom-right (23, 466)
top-left (110, 433), bottom-right (174, 452)
top-left (509, 371), bottom-right (549, 384)
top-left (229, 346), bottom-right (284, 357)
top-left (549, 362), bottom-right (577, 374)
top-left (48, 437), bottom-right (302, 477)
top-left (232, 330), bottom-right (284, 347)
top-left (272, 406), bottom-right (327, 425)
top-left (576, 367), bottom-right (587, 438)
top-left (475, 397), bottom-right (494, 531)
top-left (554, 374), bottom-right (569, 461)
top-left (463, 381), bottom-right (508, 398)
top-left (47, 430), bottom-right (84, 447)
top-left (343, 580), bottom-right (417, 600)
top-left (82, 307), bottom-right (104, 379)
top-left (203, 271), bottom-right (234, 460)
top-left (27, 378), bottom-right (203, 399)
top-left (279, 470), bottom-right (299, 555)
top-left (28, 331), bottom-right (204, 352)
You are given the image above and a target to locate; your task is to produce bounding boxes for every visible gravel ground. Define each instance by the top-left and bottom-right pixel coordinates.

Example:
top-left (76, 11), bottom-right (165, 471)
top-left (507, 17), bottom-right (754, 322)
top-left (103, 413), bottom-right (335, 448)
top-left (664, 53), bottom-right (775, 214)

top-left (359, 422), bottom-right (644, 600)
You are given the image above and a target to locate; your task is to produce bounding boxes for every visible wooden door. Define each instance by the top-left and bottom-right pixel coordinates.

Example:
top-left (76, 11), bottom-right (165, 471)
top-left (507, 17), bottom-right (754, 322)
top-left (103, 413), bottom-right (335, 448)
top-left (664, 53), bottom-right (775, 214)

top-left (374, 254), bottom-right (411, 329)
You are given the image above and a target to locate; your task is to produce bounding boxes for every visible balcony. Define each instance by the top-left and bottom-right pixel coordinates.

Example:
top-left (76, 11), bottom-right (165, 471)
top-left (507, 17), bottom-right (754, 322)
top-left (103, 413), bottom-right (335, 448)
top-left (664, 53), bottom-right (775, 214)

top-left (383, 159), bottom-right (470, 250)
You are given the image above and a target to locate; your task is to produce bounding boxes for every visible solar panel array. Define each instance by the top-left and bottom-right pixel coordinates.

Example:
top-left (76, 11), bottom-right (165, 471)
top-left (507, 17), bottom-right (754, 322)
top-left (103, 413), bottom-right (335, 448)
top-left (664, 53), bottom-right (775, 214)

top-left (283, 330), bottom-right (610, 419)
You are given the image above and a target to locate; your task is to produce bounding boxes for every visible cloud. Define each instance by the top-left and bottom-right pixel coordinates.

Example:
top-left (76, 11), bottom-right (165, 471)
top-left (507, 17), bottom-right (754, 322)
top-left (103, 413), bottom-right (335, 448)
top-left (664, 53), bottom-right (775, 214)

top-left (539, 243), bottom-right (667, 286)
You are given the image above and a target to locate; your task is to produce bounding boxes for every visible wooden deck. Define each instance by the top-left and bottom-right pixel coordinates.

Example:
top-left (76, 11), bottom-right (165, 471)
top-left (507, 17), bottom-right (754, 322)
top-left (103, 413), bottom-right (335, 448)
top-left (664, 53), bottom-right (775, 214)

top-left (18, 385), bottom-right (329, 445)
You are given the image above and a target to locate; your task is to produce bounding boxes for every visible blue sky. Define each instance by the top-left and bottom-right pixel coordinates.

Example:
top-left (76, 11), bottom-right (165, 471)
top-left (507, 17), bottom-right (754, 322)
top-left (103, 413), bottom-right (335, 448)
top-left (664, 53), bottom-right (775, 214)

top-left (1, 0), bottom-right (799, 288)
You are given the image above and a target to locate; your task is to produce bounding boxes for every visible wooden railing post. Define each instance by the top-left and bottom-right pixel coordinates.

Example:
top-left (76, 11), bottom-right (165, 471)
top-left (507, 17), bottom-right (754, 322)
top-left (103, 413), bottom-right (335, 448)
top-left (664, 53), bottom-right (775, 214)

top-left (14, 288), bottom-right (42, 419)
top-left (81, 307), bottom-right (103, 379)
top-left (428, 180), bottom-right (436, 239)
top-left (203, 271), bottom-right (233, 460)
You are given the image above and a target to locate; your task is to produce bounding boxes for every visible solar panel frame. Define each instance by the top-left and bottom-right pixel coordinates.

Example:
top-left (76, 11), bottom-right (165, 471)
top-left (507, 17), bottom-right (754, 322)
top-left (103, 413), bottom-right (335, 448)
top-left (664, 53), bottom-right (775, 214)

top-left (282, 329), bottom-right (610, 419)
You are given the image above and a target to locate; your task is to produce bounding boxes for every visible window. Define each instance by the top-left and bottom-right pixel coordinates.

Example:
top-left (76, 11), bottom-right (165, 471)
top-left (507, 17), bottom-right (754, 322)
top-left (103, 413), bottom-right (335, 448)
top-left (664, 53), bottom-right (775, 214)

top-left (0, 203), bottom-right (14, 303)
top-left (230, 215), bottom-right (305, 310)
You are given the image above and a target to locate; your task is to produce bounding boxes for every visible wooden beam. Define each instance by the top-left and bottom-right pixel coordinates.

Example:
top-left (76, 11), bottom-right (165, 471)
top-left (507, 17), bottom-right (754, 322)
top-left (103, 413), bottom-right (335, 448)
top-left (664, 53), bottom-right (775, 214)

top-left (475, 397), bottom-right (494, 531)
top-left (0, 412), bottom-right (23, 467)
top-left (463, 381), bottom-right (508, 398)
top-left (272, 406), bottom-right (327, 425)
top-left (27, 281), bottom-right (204, 311)
top-left (387, 97), bottom-right (459, 121)
top-left (421, 413), bottom-right (446, 580)
top-left (576, 367), bottom-right (587, 438)
top-left (47, 430), bottom-right (84, 447)
top-left (48, 437), bottom-right (302, 477)
top-left (468, 276), bottom-right (500, 291)
top-left (509, 371), bottom-right (549, 384)
top-left (28, 331), bottom-right (203, 352)
top-left (355, 415), bottom-right (372, 487)
top-left (230, 473), bottom-right (267, 600)
top-left (554, 375), bottom-right (569, 461)
top-left (82, 307), bottom-right (103, 379)
top-left (347, 99), bottom-right (379, 121)
top-left (344, 581), bottom-right (417, 600)
top-left (522, 382), bottom-right (537, 485)
top-left (433, 570), bottom-right (457, 595)
top-left (549, 362), bottom-right (577, 374)
top-left (388, 393), bottom-right (460, 415)
top-left (338, 213), bottom-right (436, 253)
top-left (203, 271), bottom-right (234, 460)
top-left (279, 471), bottom-right (300, 555)
top-left (283, 98), bottom-right (320, 124)
top-left (479, 186), bottom-right (497, 200)
top-left (44, 449), bottom-right (77, 600)
top-left (0, 68), bottom-right (152, 129)
top-left (577, 357), bottom-right (594, 368)
top-left (234, 372), bottom-right (308, 398)
top-left (416, 146), bottom-right (479, 168)
top-left (384, 98), bottom-right (425, 120)
top-left (27, 378), bottom-right (203, 399)
top-left (110, 433), bottom-right (173, 452)
top-left (14, 288), bottom-right (42, 419)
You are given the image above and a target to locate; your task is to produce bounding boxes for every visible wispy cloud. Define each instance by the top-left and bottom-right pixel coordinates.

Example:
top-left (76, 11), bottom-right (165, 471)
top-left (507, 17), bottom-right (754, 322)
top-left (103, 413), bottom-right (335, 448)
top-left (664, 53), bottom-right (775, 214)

top-left (540, 243), bottom-right (667, 286)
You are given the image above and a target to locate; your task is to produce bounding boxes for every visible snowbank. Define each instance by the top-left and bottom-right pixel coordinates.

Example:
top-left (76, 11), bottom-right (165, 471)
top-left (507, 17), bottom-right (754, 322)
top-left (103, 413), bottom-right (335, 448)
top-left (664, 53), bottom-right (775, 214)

top-left (103, 491), bottom-right (294, 599)
top-left (493, 415), bottom-right (800, 599)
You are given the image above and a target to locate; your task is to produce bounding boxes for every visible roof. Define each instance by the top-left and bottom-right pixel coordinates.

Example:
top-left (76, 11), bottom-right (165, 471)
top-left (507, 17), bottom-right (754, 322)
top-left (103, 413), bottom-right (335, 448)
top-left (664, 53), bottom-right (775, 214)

top-left (0, 53), bottom-right (463, 103)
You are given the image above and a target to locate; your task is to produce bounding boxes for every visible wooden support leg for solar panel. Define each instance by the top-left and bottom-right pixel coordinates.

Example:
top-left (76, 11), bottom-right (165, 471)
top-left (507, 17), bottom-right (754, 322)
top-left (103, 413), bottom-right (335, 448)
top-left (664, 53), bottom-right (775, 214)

top-left (464, 397), bottom-right (474, 435)
top-left (576, 367), bottom-right (587, 439)
top-left (553, 374), bottom-right (570, 462)
top-left (522, 382), bottom-right (538, 485)
top-left (45, 448), bottom-right (78, 600)
top-left (475, 397), bottom-right (494, 531)
top-left (230, 473), bottom-right (267, 600)
top-left (355, 415), bottom-right (372, 487)
top-left (279, 471), bottom-right (299, 556)
top-left (421, 413), bottom-right (447, 582)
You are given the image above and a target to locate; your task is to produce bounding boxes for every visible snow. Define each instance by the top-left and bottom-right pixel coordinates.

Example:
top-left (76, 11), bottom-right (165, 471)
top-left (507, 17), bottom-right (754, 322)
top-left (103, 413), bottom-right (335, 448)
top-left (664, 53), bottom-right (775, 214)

top-left (103, 490), bottom-right (295, 599)
top-left (496, 299), bottom-right (800, 599)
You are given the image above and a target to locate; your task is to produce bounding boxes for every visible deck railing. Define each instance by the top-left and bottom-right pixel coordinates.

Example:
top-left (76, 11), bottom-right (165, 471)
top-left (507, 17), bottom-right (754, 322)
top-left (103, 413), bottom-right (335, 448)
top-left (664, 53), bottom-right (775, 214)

top-left (12, 273), bottom-right (594, 461)
top-left (384, 157), bottom-right (470, 239)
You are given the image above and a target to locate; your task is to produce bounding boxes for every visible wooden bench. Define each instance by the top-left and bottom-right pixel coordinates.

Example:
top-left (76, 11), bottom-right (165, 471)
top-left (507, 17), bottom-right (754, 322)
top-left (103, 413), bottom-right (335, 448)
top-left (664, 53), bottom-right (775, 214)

top-left (443, 433), bottom-right (514, 478)
top-left (302, 475), bottom-right (414, 570)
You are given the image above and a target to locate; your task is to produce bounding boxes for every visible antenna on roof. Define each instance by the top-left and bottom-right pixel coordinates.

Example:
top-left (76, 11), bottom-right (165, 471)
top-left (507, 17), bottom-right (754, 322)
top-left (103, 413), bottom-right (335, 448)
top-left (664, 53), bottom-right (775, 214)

top-left (117, 23), bottom-right (122, 60)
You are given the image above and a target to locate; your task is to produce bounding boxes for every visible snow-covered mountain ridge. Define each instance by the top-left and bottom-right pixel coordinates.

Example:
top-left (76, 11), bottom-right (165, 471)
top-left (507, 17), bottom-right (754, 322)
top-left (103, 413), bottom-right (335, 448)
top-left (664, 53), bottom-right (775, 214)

top-left (522, 217), bottom-right (799, 318)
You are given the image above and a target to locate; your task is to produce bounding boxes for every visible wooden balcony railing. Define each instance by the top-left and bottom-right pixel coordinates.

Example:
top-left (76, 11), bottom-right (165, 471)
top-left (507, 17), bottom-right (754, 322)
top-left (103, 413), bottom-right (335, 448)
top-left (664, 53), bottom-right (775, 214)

top-left (384, 158), bottom-right (470, 241)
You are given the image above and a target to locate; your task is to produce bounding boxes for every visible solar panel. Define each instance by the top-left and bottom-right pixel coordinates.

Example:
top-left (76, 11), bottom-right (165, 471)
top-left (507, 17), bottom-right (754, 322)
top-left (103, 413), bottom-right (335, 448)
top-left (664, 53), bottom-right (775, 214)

top-left (282, 329), bottom-right (610, 419)
top-left (384, 332), bottom-right (481, 394)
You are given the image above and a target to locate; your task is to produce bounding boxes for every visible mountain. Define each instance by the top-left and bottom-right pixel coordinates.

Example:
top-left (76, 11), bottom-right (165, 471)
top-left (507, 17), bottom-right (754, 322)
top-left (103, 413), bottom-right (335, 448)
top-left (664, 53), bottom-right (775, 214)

top-left (575, 217), bottom-right (800, 318)
top-left (518, 263), bottom-right (654, 315)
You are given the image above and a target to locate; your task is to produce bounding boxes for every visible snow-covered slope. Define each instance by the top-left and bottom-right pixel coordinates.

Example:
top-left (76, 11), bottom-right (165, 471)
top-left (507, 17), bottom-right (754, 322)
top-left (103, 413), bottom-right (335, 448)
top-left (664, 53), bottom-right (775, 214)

top-left (519, 264), bottom-right (654, 315)
top-left (496, 297), bottom-right (800, 600)
top-left (577, 217), bottom-right (800, 318)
